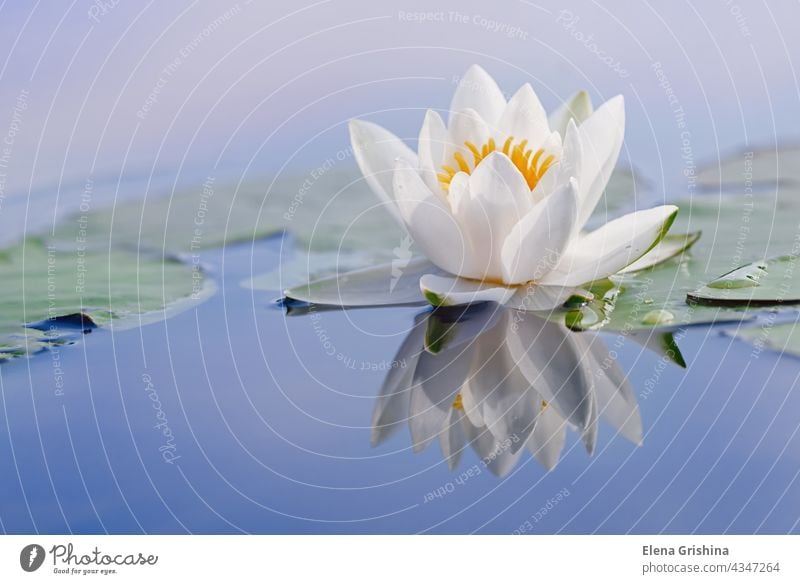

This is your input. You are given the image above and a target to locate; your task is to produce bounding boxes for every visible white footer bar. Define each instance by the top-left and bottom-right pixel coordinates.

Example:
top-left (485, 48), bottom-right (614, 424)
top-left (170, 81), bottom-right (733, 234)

top-left (0, 535), bottom-right (797, 582)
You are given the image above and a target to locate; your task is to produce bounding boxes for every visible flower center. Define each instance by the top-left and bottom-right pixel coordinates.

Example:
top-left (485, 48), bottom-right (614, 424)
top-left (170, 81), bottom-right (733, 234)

top-left (437, 136), bottom-right (556, 192)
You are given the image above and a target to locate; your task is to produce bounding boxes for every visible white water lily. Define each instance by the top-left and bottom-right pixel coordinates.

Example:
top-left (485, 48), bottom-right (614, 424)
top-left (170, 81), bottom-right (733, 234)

top-left (349, 65), bottom-right (678, 308)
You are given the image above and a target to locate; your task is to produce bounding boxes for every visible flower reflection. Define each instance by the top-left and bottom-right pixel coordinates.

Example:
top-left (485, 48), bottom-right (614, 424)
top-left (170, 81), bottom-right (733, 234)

top-left (371, 303), bottom-right (671, 475)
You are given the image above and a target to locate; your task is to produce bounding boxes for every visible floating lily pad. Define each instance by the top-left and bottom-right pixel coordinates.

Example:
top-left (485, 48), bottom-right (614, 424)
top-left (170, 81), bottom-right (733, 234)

top-left (0, 237), bottom-right (204, 358)
top-left (52, 171), bottom-right (403, 257)
top-left (687, 256), bottom-right (800, 306)
top-left (563, 191), bottom-right (800, 331)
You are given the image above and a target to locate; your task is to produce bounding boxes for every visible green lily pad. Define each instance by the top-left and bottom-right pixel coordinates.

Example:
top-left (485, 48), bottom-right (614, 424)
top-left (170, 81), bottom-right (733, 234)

top-left (562, 191), bottom-right (800, 331)
top-left (687, 256), bottom-right (800, 306)
top-left (52, 170), bottom-right (404, 257)
top-left (0, 237), bottom-right (205, 358)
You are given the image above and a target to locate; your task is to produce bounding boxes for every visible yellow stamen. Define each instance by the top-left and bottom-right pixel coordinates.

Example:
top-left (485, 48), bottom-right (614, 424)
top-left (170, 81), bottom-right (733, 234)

top-left (452, 394), bottom-right (464, 410)
top-left (453, 151), bottom-right (470, 173)
top-left (465, 141), bottom-right (482, 164)
top-left (438, 136), bottom-right (556, 193)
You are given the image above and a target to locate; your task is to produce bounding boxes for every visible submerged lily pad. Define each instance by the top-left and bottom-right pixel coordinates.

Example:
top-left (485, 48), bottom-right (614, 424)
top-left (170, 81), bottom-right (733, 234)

top-left (728, 319), bottom-right (800, 358)
top-left (0, 238), bottom-right (204, 358)
top-left (687, 256), bottom-right (800, 306)
top-left (697, 145), bottom-right (800, 191)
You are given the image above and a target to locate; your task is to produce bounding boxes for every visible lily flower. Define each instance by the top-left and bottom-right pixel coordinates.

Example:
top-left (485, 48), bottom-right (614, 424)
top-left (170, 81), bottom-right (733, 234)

top-left (349, 65), bottom-right (678, 309)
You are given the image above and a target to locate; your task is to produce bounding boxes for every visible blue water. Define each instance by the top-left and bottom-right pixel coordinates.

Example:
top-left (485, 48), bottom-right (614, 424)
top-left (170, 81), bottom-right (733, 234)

top-left (1, 236), bottom-right (798, 534)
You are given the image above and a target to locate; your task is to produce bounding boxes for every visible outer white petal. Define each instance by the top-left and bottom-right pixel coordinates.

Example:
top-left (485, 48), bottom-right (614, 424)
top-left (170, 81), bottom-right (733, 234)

top-left (393, 160), bottom-right (473, 277)
top-left (449, 64), bottom-right (506, 126)
top-left (547, 90), bottom-right (593, 136)
top-left (419, 274), bottom-right (516, 307)
top-left (617, 231), bottom-right (701, 274)
top-left (508, 284), bottom-right (593, 312)
top-left (349, 120), bottom-right (418, 222)
top-left (501, 178), bottom-right (580, 285)
top-left (418, 109), bottom-right (448, 195)
top-left (540, 205), bottom-right (679, 287)
top-left (575, 95), bottom-right (625, 228)
top-left (496, 83), bottom-right (550, 148)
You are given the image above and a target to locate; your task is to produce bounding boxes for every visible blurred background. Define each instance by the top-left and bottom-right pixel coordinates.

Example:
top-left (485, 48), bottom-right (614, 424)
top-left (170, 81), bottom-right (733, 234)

top-left (0, 0), bottom-right (797, 211)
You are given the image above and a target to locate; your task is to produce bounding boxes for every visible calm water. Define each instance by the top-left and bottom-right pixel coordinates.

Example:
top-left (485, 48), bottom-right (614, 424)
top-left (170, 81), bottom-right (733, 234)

top-left (1, 0), bottom-right (800, 535)
top-left (1, 235), bottom-right (798, 534)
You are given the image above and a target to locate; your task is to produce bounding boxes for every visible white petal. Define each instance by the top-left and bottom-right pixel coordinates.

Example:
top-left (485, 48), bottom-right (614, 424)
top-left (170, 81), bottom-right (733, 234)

top-left (448, 152), bottom-right (534, 280)
top-left (496, 83), bottom-right (550, 148)
top-left (418, 109), bottom-right (448, 195)
top-left (393, 160), bottom-right (473, 277)
top-left (575, 95), bottom-right (625, 228)
top-left (443, 108), bottom-right (491, 174)
top-left (449, 64), bottom-right (506, 126)
top-left (419, 274), bottom-right (516, 307)
top-left (508, 284), bottom-right (593, 312)
top-left (540, 205), bottom-right (679, 287)
top-left (617, 231), bottom-right (701, 274)
top-left (529, 131), bottom-right (565, 205)
top-left (284, 257), bottom-right (440, 307)
top-left (501, 177), bottom-right (579, 284)
top-left (556, 118), bottom-right (583, 187)
top-left (349, 120), bottom-right (417, 222)
top-left (547, 90), bottom-right (593, 136)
